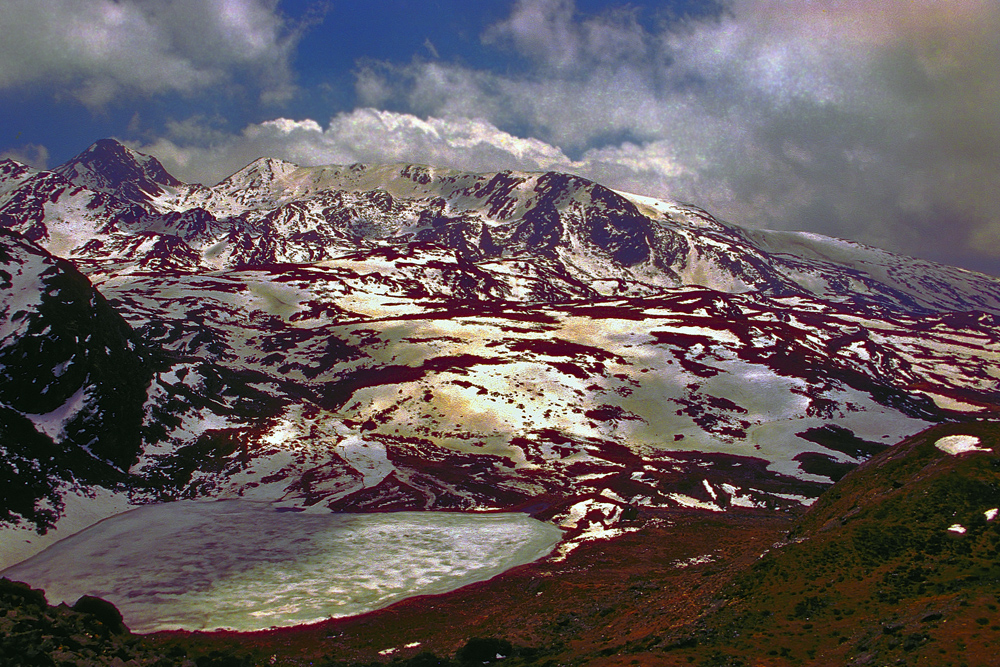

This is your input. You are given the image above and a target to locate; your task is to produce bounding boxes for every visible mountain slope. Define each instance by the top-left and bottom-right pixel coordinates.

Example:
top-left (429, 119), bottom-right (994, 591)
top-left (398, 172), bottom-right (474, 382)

top-left (0, 229), bottom-right (152, 538)
top-left (0, 228), bottom-right (287, 568)
top-left (628, 421), bottom-right (1000, 666)
top-left (2, 139), bottom-right (1000, 575)
top-left (5, 140), bottom-right (1000, 314)
top-left (130, 422), bottom-right (1000, 667)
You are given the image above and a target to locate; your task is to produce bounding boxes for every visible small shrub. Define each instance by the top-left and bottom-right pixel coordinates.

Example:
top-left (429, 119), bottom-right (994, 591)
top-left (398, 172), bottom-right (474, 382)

top-left (71, 595), bottom-right (125, 633)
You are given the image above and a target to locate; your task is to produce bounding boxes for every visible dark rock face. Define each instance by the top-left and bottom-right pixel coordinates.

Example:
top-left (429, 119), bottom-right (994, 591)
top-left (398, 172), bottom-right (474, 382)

top-left (0, 230), bottom-right (151, 529)
top-left (0, 578), bottom-right (192, 664)
top-left (578, 184), bottom-right (652, 266)
top-left (0, 408), bottom-right (68, 529)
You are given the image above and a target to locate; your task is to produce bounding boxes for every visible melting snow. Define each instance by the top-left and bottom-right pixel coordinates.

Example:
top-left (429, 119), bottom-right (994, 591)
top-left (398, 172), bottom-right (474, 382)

top-left (934, 435), bottom-right (991, 455)
top-left (559, 499), bottom-right (616, 530)
top-left (766, 492), bottom-right (817, 507)
top-left (335, 432), bottom-right (393, 489)
top-left (721, 483), bottom-right (764, 508)
top-left (986, 508), bottom-right (998, 522)
top-left (947, 524), bottom-right (967, 534)
top-left (668, 493), bottom-right (723, 512)
top-left (921, 393), bottom-right (986, 413)
top-left (672, 554), bottom-right (717, 569)
top-left (600, 489), bottom-right (626, 503)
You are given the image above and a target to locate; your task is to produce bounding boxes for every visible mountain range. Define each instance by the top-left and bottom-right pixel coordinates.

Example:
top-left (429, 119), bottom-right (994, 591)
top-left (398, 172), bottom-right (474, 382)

top-left (3, 138), bottom-right (1000, 664)
top-left (2, 139), bottom-right (1000, 572)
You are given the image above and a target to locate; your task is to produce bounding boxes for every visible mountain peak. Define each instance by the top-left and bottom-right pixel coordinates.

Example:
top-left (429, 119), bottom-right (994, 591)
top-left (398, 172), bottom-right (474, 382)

top-left (53, 139), bottom-right (183, 204)
top-left (0, 158), bottom-right (35, 180)
top-left (223, 156), bottom-right (300, 184)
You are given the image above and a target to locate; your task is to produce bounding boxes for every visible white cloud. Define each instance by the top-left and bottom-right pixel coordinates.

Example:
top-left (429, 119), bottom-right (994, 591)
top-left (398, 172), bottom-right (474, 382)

top-left (484, 0), bottom-right (651, 73)
top-left (120, 0), bottom-right (1000, 271)
top-left (135, 107), bottom-right (824, 235)
top-left (137, 109), bottom-right (573, 185)
top-left (0, 143), bottom-right (49, 169)
top-left (0, 0), bottom-right (301, 106)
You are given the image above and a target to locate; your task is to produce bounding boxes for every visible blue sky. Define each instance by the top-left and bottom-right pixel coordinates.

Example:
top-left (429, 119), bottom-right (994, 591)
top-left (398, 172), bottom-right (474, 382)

top-left (1, 0), bottom-right (999, 275)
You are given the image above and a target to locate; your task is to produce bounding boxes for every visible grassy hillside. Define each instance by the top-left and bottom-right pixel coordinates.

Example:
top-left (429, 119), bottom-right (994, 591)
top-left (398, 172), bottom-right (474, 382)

top-left (655, 421), bottom-right (1000, 666)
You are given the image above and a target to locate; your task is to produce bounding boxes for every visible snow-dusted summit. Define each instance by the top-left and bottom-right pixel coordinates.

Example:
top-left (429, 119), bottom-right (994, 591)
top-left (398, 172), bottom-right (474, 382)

top-left (52, 138), bottom-right (183, 204)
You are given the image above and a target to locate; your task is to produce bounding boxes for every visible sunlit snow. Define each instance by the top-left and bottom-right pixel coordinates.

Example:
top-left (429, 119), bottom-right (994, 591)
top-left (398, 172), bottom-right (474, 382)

top-left (2, 500), bottom-right (562, 633)
top-left (934, 435), bottom-right (991, 455)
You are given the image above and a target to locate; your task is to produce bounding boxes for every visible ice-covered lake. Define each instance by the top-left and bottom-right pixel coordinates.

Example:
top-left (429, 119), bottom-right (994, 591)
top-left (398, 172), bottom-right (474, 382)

top-left (2, 500), bottom-right (562, 633)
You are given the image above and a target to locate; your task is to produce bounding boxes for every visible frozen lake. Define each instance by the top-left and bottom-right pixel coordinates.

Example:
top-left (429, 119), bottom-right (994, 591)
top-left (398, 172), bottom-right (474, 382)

top-left (2, 500), bottom-right (562, 633)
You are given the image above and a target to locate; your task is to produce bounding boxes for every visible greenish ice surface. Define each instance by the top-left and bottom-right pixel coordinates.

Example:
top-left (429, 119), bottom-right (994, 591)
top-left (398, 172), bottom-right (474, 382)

top-left (2, 500), bottom-right (563, 633)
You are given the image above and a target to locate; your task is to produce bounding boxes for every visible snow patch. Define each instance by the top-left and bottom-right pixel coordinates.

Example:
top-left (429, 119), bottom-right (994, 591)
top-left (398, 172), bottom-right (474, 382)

top-left (672, 553), bottom-right (717, 569)
top-left (934, 435), bottom-right (991, 455)
top-left (766, 492), bottom-right (817, 507)
top-left (24, 385), bottom-right (89, 441)
top-left (335, 429), bottom-right (394, 489)
top-left (668, 493), bottom-right (723, 512)
top-left (921, 392), bottom-right (986, 413)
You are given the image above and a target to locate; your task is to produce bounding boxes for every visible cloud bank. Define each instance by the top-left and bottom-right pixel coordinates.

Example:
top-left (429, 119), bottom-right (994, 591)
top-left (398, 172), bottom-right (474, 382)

top-left (127, 0), bottom-right (1000, 269)
top-left (0, 143), bottom-right (49, 169)
top-left (0, 0), bottom-right (302, 106)
top-left (139, 110), bottom-right (574, 185)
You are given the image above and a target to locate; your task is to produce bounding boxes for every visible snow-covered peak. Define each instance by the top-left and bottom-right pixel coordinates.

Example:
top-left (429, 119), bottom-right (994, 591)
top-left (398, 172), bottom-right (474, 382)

top-left (0, 158), bottom-right (35, 179)
top-left (219, 156), bottom-right (301, 189)
top-left (52, 139), bottom-right (182, 204)
top-left (9, 141), bottom-right (1000, 315)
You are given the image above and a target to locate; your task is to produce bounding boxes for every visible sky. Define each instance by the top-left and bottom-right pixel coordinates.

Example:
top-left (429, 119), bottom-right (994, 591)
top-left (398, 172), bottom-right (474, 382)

top-left (1, 0), bottom-right (999, 274)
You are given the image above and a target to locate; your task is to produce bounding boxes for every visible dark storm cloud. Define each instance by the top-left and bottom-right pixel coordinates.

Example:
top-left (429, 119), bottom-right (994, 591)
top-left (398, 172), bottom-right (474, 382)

top-left (348, 0), bottom-right (1000, 268)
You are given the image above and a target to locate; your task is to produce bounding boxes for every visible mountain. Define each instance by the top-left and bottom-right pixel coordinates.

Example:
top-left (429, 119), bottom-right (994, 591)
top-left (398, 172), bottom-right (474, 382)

top-left (52, 138), bottom-right (183, 205)
top-left (6, 142), bottom-right (1000, 312)
top-left (0, 228), bottom-right (150, 531)
top-left (1, 139), bottom-right (1000, 574)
